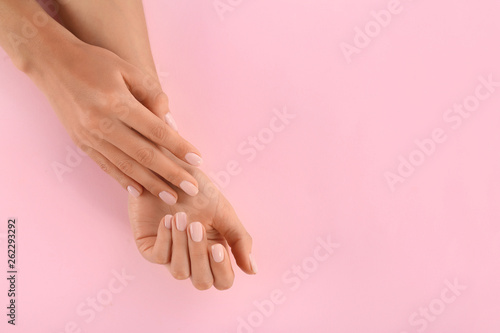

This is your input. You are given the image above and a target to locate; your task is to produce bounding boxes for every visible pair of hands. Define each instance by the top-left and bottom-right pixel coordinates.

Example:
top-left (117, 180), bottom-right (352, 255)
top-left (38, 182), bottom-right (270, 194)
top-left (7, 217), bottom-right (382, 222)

top-left (29, 33), bottom-right (256, 289)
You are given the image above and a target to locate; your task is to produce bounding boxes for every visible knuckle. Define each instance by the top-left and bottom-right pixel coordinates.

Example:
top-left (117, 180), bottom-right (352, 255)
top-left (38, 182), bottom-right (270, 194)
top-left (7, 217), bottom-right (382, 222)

top-left (136, 147), bottom-right (155, 165)
top-left (87, 127), bottom-right (106, 145)
top-left (237, 231), bottom-right (253, 247)
top-left (154, 91), bottom-right (169, 108)
top-left (90, 135), bottom-right (105, 148)
top-left (151, 124), bottom-right (167, 141)
top-left (112, 100), bottom-right (133, 119)
top-left (157, 91), bottom-right (169, 103)
top-left (92, 93), bottom-right (111, 112)
top-left (116, 159), bottom-right (134, 174)
top-left (141, 252), bottom-right (157, 265)
top-left (143, 75), bottom-right (161, 91)
top-left (80, 114), bottom-right (99, 130)
top-left (116, 176), bottom-right (129, 189)
top-left (76, 142), bottom-right (91, 156)
top-left (131, 85), bottom-right (147, 102)
top-left (100, 92), bottom-right (121, 110)
top-left (153, 256), bottom-right (168, 265)
top-left (96, 160), bottom-right (110, 174)
top-left (98, 117), bottom-right (116, 134)
top-left (171, 270), bottom-right (190, 280)
top-left (190, 252), bottom-right (208, 261)
top-left (215, 279), bottom-right (234, 291)
top-left (194, 279), bottom-right (213, 291)
top-left (246, 233), bottom-right (253, 246)
top-left (167, 168), bottom-right (184, 185)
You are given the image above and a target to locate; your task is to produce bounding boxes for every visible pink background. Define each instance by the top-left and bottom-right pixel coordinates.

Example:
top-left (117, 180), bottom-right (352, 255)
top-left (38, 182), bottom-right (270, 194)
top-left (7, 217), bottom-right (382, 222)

top-left (2, 0), bottom-right (500, 332)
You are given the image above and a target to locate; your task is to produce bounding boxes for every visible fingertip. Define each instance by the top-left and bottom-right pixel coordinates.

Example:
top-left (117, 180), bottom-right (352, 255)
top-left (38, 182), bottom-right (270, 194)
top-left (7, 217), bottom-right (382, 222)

top-left (188, 221), bottom-right (204, 242)
top-left (164, 112), bottom-right (178, 132)
top-left (249, 253), bottom-right (258, 274)
top-left (180, 180), bottom-right (199, 197)
top-left (185, 152), bottom-right (203, 167)
top-left (152, 214), bottom-right (173, 265)
top-left (127, 185), bottom-right (142, 198)
top-left (164, 214), bottom-right (173, 229)
top-left (231, 243), bottom-right (256, 275)
top-left (159, 190), bottom-right (177, 205)
top-left (211, 244), bottom-right (225, 263)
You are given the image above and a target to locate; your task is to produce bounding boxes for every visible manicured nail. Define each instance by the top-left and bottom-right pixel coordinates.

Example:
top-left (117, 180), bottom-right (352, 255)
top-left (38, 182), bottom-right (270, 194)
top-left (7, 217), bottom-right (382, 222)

top-left (159, 191), bottom-right (176, 205)
top-left (189, 222), bottom-right (203, 242)
top-left (164, 215), bottom-right (172, 229)
top-left (180, 180), bottom-right (199, 196)
top-left (185, 152), bottom-right (203, 166)
top-left (127, 185), bottom-right (140, 198)
top-left (211, 244), bottom-right (224, 263)
top-left (249, 253), bottom-right (258, 274)
top-left (175, 212), bottom-right (187, 231)
top-left (164, 112), bottom-right (178, 131)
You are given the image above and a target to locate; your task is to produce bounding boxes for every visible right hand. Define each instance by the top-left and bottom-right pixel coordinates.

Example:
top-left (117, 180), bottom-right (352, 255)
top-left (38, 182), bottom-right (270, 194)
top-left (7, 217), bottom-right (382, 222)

top-left (31, 40), bottom-right (202, 204)
top-left (128, 149), bottom-right (256, 290)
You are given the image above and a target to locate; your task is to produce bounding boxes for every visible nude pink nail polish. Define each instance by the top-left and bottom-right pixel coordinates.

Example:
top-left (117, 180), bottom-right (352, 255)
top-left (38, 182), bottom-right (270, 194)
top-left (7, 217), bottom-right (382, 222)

top-left (211, 244), bottom-right (224, 263)
top-left (127, 185), bottom-right (140, 198)
top-left (249, 253), bottom-right (258, 274)
top-left (189, 222), bottom-right (203, 242)
top-left (175, 212), bottom-right (187, 231)
top-left (180, 180), bottom-right (199, 196)
top-left (164, 112), bottom-right (178, 131)
top-left (185, 152), bottom-right (203, 166)
top-left (159, 191), bottom-right (176, 205)
top-left (164, 215), bottom-right (172, 229)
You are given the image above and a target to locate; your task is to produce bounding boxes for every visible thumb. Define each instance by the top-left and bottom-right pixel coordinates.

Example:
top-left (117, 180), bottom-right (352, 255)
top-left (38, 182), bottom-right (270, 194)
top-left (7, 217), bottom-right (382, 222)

top-left (213, 197), bottom-right (257, 275)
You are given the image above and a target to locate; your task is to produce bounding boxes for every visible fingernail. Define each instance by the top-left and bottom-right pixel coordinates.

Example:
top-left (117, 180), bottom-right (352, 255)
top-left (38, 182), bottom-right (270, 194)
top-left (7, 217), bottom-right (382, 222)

top-left (211, 244), bottom-right (224, 263)
top-left (185, 152), bottom-right (203, 166)
top-left (164, 112), bottom-right (178, 131)
top-left (249, 253), bottom-right (258, 274)
top-left (164, 215), bottom-right (172, 229)
top-left (127, 185), bottom-right (140, 198)
top-left (159, 191), bottom-right (176, 205)
top-left (175, 212), bottom-right (187, 231)
top-left (189, 222), bottom-right (203, 242)
top-left (180, 180), bottom-right (199, 196)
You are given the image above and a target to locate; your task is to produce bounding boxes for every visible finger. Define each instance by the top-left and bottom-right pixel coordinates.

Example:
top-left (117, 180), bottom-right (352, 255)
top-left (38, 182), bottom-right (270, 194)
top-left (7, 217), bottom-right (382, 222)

top-left (82, 145), bottom-right (143, 197)
top-left (209, 243), bottom-right (235, 290)
top-left (213, 197), bottom-right (257, 275)
top-left (187, 222), bottom-right (213, 290)
top-left (164, 112), bottom-right (178, 132)
top-left (117, 98), bottom-right (203, 167)
top-left (141, 88), bottom-right (178, 132)
top-left (120, 62), bottom-right (165, 115)
top-left (169, 212), bottom-right (191, 280)
top-left (119, 63), bottom-right (179, 131)
top-left (93, 139), bottom-right (180, 204)
top-left (105, 123), bottom-right (200, 198)
top-left (151, 215), bottom-right (173, 265)
top-left (127, 192), bottom-right (165, 264)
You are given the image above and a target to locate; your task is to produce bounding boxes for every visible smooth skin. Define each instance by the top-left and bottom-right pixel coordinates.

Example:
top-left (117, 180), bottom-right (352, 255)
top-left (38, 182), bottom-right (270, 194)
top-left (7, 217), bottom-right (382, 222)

top-left (0, 0), bottom-right (202, 203)
top-left (54, 0), bottom-right (257, 289)
top-left (128, 153), bottom-right (256, 290)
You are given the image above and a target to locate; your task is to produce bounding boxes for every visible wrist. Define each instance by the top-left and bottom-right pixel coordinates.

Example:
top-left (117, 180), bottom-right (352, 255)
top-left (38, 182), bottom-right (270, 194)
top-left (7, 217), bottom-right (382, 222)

top-left (22, 24), bottom-right (81, 76)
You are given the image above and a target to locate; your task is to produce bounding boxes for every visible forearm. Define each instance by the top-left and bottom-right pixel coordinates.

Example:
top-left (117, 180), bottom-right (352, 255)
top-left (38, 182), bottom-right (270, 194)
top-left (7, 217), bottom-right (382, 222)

top-left (55, 0), bottom-right (158, 80)
top-left (0, 0), bottom-right (78, 74)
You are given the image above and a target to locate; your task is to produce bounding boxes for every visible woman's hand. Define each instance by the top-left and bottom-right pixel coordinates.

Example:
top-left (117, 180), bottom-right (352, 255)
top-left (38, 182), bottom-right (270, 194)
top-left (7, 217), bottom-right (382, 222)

top-left (128, 151), bottom-right (257, 290)
top-left (29, 39), bottom-right (203, 203)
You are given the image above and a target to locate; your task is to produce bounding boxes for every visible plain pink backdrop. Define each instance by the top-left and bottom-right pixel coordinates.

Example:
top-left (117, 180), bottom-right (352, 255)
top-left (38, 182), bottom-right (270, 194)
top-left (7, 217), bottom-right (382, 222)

top-left (2, 0), bottom-right (500, 332)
